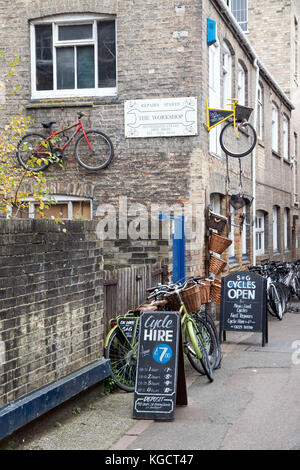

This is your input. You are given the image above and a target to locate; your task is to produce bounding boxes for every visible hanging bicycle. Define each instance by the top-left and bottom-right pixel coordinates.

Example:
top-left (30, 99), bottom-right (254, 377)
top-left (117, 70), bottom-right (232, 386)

top-left (206, 98), bottom-right (257, 158)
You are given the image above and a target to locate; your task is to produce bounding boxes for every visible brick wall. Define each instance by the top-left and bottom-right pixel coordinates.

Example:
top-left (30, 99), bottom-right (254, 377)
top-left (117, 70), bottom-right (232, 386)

top-left (0, 219), bottom-right (104, 407)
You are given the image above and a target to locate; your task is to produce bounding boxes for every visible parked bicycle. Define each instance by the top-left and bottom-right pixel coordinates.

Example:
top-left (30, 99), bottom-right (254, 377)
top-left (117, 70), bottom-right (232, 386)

top-left (248, 263), bottom-right (287, 320)
top-left (17, 112), bottom-right (114, 172)
top-left (206, 98), bottom-right (257, 158)
top-left (104, 276), bottom-right (221, 391)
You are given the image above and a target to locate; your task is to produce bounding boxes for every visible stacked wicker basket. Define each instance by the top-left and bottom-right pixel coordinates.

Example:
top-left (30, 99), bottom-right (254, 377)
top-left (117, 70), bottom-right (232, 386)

top-left (207, 210), bottom-right (232, 305)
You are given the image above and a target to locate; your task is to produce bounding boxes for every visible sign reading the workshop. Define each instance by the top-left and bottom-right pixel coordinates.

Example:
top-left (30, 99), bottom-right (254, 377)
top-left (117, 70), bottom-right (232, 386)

top-left (220, 271), bottom-right (268, 346)
top-left (124, 97), bottom-right (197, 138)
top-left (133, 311), bottom-right (180, 420)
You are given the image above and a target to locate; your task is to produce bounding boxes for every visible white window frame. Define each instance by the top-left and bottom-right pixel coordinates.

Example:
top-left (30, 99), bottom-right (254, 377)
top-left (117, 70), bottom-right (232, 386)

top-left (237, 63), bottom-right (246, 106)
top-left (294, 17), bottom-right (298, 82)
top-left (210, 193), bottom-right (222, 215)
top-left (255, 211), bottom-right (265, 256)
top-left (30, 14), bottom-right (117, 100)
top-left (16, 196), bottom-right (93, 219)
top-left (228, 204), bottom-right (235, 260)
top-left (222, 42), bottom-right (232, 108)
top-left (293, 132), bottom-right (299, 205)
top-left (283, 208), bottom-right (289, 250)
top-left (227, 0), bottom-right (248, 32)
top-left (273, 206), bottom-right (279, 252)
top-left (283, 115), bottom-right (289, 161)
top-left (257, 84), bottom-right (263, 140)
top-left (272, 103), bottom-right (279, 153)
top-left (209, 40), bottom-right (221, 157)
top-left (241, 204), bottom-right (247, 257)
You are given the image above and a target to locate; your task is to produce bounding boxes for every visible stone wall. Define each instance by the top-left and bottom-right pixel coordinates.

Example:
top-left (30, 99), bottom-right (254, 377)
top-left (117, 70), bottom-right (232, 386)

top-left (0, 219), bottom-right (104, 407)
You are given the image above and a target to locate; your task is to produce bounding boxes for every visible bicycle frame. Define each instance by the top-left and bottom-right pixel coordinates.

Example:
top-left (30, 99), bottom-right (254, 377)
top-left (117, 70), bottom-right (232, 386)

top-left (206, 98), bottom-right (239, 137)
top-left (43, 119), bottom-right (95, 153)
top-left (104, 301), bottom-right (203, 361)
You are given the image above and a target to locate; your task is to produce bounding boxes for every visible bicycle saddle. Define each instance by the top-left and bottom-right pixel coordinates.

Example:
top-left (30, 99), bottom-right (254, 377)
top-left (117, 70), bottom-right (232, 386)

top-left (41, 120), bottom-right (56, 129)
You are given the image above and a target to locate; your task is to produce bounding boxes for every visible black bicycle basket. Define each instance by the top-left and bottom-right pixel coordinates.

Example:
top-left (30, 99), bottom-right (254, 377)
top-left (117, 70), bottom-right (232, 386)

top-left (235, 104), bottom-right (253, 122)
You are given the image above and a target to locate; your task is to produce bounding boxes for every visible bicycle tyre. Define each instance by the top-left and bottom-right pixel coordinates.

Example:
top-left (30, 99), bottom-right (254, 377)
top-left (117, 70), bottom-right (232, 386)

top-left (268, 283), bottom-right (285, 320)
top-left (220, 121), bottom-right (257, 158)
top-left (292, 276), bottom-right (300, 300)
top-left (192, 312), bottom-right (221, 370)
top-left (104, 326), bottom-right (137, 392)
top-left (17, 133), bottom-right (52, 172)
top-left (186, 319), bottom-right (214, 382)
top-left (75, 130), bottom-right (114, 170)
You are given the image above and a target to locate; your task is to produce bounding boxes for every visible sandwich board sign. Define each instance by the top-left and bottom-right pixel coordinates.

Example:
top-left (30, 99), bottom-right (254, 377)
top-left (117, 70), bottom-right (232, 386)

top-left (133, 311), bottom-right (187, 420)
top-left (219, 271), bottom-right (268, 346)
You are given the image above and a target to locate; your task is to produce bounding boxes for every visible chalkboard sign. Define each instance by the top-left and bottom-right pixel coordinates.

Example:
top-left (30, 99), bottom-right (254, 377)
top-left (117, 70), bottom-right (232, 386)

top-left (133, 311), bottom-right (182, 420)
top-left (118, 317), bottom-right (138, 344)
top-left (208, 109), bottom-right (233, 128)
top-left (220, 271), bottom-right (268, 346)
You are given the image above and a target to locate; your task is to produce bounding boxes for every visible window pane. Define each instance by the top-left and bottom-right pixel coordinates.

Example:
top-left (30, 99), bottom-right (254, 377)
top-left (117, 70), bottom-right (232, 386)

top-left (77, 46), bottom-right (95, 88)
top-left (98, 21), bottom-right (116, 88)
top-left (35, 25), bottom-right (53, 90)
top-left (58, 24), bottom-right (93, 41)
top-left (35, 204), bottom-right (68, 219)
top-left (57, 47), bottom-right (75, 89)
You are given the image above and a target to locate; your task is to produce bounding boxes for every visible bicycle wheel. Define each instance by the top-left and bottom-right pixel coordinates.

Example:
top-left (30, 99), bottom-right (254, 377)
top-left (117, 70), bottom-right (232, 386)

top-left (268, 283), bottom-right (285, 320)
top-left (75, 130), bottom-right (114, 170)
top-left (185, 319), bottom-right (214, 382)
top-left (292, 276), bottom-right (300, 300)
top-left (220, 121), bottom-right (257, 158)
top-left (192, 312), bottom-right (221, 370)
top-left (17, 133), bottom-right (52, 172)
top-left (104, 327), bottom-right (137, 392)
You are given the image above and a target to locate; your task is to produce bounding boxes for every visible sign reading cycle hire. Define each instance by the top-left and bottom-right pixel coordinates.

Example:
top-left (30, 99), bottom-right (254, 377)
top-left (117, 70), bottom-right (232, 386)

top-left (133, 311), bottom-right (180, 420)
top-left (220, 272), bottom-right (268, 347)
top-left (124, 97), bottom-right (198, 138)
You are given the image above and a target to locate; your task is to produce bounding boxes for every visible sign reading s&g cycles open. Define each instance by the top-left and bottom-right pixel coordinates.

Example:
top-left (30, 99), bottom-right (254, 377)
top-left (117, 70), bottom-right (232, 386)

top-left (220, 271), bottom-right (268, 346)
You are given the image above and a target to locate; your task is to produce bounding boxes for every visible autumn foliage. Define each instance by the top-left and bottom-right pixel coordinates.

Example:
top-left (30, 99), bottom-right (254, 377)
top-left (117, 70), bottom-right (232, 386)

top-left (0, 52), bottom-right (53, 218)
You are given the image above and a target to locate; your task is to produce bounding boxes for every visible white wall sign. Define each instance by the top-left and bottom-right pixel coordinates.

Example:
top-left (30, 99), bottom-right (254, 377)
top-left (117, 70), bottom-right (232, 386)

top-left (124, 97), bottom-right (197, 138)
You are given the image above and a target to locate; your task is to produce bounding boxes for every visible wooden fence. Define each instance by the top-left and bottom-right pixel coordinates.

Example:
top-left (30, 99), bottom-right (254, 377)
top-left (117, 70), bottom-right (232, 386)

top-left (103, 262), bottom-right (169, 335)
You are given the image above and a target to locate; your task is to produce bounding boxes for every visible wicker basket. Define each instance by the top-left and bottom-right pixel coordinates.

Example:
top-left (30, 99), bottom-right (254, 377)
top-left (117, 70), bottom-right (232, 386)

top-left (209, 254), bottom-right (227, 275)
top-left (209, 232), bottom-right (232, 255)
top-left (166, 293), bottom-right (181, 311)
top-left (211, 279), bottom-right (222, 305)
top-left (208, 211), bottom-right (228, 233)
top-left (181, 284), bottom-right (202, 313)
top-left (199, 279), bottom-right (212, 303)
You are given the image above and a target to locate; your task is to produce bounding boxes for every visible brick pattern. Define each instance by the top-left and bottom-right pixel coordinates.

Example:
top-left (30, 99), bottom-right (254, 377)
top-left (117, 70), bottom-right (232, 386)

top-left (0, 219), bottom-right (104, 406)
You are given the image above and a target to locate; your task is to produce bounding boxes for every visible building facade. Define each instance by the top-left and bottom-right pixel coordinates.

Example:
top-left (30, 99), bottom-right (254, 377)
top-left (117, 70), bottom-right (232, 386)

top-left (0, 0), bottom-right (299, 277)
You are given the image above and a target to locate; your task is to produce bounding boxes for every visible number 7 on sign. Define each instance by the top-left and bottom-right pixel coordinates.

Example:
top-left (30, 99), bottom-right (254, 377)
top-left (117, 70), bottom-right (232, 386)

top-left (153, 344), bottom-right (173, 364)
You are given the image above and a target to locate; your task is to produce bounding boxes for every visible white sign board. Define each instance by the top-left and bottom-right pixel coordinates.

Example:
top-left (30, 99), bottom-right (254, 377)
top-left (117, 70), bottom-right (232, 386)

top-left (124, 97), bottom-right (197, 138)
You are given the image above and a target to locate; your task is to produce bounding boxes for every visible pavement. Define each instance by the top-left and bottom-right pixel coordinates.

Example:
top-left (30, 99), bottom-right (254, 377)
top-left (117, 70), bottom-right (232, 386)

top-left (1, 302), bottom-right (300, 451)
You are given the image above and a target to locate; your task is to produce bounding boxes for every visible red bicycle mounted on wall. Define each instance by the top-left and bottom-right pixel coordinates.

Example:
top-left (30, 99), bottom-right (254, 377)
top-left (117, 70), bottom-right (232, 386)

top-left (17, 112), bottom-right (114, 171)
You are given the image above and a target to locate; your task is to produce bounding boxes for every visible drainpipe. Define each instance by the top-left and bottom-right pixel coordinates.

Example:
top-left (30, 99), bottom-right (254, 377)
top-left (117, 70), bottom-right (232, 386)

top-left (252, 58), bottom-right (259, 266)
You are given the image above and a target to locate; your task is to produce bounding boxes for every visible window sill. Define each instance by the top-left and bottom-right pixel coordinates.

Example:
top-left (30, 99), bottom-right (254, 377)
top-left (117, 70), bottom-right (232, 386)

top-left (26, 96), bottom-right (120, 109)
top-left (258, 139), bottom-right (264, 148)
top-left (209, 151), bottom-right (223, 161)
top-left (242, 254), bottom-right (250, 264)
top-left (228, 256), bottom-right (239, 266)
top-left (272, 150), bottom-right (281, 159)
top-left (283, 158), bottom-right (292, 166)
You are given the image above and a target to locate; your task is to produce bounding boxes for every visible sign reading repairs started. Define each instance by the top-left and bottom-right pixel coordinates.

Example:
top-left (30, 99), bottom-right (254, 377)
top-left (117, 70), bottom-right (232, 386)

top-left (220, 271), bottom-right (268, 346)
top-left (124, 97), bottom-right (197, 138)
